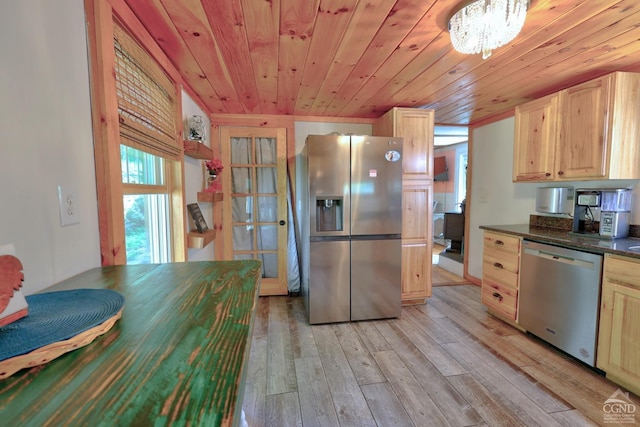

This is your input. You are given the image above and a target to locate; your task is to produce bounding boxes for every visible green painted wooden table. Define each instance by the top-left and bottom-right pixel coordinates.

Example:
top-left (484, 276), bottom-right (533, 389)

top-left (0, 261), bottom-right (262, 427)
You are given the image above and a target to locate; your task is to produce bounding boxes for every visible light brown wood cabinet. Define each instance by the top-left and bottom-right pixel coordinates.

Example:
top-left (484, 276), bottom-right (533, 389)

top-left (513, 93), bottom-right (559, 182)
top-left (481, 231), bottom-right (521, 322)
top-left (373, 107), bottom-right (434, 305)
top-left (597, 254), bottom-right (640, 396)
top-left (513, 71), bottom-right (640, 182)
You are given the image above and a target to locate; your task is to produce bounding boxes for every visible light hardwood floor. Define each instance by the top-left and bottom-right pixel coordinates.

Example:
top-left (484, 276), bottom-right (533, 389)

top-left (432, 265), bottom-right (469, 286)
top-left (432, 243), bottom-right (468, 286)
top-left (243, 286), bottom-right (639, 426)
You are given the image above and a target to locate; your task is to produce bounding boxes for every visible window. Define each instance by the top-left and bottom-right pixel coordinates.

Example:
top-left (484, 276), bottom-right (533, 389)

top-left (456, 147), bottom-right (468, 207)
top-left (85, 3), bottom-right (186, 265)
top-left (121, 146), bottom-right (171, 264)
top-left (113, 21), bottom-right (179, 264)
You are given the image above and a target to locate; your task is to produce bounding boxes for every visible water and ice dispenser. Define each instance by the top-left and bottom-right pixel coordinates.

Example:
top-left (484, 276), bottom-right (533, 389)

top-left (315, 197), bottom-right (343, 232)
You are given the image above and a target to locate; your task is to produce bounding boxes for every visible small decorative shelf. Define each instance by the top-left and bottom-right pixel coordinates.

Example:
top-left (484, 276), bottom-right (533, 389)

top-left (197, 192), bottom-right (224, 203)
top-left (187, 229), bottom-right (216, 249)
top-left (184, 140), bottom-right (213, 160)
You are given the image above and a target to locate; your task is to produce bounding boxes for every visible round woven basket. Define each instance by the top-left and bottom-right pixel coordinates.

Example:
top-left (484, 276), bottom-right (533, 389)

top-left (0, 288), bottom-right (125, 379)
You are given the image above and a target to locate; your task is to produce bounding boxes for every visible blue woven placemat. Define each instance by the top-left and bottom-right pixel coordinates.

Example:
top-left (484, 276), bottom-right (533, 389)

top-left (0, 289), bottom-right (125, 361)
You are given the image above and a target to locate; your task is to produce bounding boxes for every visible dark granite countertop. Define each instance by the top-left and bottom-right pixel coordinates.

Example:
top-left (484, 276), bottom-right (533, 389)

top-left (480, 224), bottom-right (640, 259)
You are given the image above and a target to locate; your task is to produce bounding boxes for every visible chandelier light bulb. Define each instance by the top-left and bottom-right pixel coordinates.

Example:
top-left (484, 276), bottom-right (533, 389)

top-left (448, 0), bottom-right (529, 59)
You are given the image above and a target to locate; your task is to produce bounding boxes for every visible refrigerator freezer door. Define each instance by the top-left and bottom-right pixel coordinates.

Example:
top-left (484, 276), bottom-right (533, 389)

top-left (351, 136), bottom-right (403, 236)
top-left (309, 239), bottom-right (351, 324)
top-left (307, 135), bottom-right (351, 238)
top-left (350, 238), bottom-right (401, 321)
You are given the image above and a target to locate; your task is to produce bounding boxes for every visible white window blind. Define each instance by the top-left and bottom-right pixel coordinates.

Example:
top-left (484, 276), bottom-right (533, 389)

top-left (113, 21), bottom-right (180, 160)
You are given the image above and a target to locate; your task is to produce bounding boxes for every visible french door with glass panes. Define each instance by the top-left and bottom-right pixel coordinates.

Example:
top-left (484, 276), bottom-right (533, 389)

top-left (220, 127), bottom-right (288, 295)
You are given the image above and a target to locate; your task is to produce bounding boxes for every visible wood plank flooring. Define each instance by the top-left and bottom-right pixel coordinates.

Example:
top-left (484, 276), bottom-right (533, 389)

top-left (432, 243), bottom-right (469, 286)
top-left (243, 285), bottom-right (640, 426)
top-left (432, 265), bottom-right (469, 286)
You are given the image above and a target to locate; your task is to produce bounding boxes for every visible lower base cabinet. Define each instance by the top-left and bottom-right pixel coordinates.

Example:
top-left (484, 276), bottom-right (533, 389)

top-left (399, 178), bottom-right (433, 305)
top-left (479, 232), bottom-right (640, 395)
top-left (597, 254), bottom-right (640, 396)
top-left (480, 231), bottom-right (521, 323)
top-left (401, 243), bottom-right (431, 304)
top-left (481, 280), bottom-right (518, 321)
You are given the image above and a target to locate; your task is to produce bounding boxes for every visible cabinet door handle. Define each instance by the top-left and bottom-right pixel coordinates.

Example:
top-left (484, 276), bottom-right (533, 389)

top-left (494, 240), bottom-right (504, 246)
top-left (557, 170), bottom-right (564, 176)
top-left (492, 292), bottom-right (503, 302)
top-left (545, 172), bottom-right (551, 177)
top-left (493, 262), bottom-right (504, 269)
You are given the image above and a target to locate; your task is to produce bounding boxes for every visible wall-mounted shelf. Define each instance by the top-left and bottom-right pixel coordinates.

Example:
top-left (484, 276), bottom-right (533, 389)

top-left (184, 140), bottom-right (213, 160)
top-left (197, 192), bottom-right (223, 203)
top-left (186, 193), bottom-right (222, 250)
top-left (187, 229), bottom-right (216, 249)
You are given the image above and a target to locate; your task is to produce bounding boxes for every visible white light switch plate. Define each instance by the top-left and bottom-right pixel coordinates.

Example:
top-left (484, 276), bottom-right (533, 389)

top-left (58, 185), bottom-right (80, 226)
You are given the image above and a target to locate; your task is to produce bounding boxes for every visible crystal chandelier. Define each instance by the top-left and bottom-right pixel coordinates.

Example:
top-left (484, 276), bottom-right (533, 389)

top-left (448, 0), bottom-right (529, 59)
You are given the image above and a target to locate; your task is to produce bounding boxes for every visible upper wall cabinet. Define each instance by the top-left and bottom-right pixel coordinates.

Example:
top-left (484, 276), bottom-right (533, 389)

top-left (513, 72), bottom-right (640, 182)
top-left (513, 93), bottom-right (559, 182)
top-left (374, 107), bottom-right (434, 180)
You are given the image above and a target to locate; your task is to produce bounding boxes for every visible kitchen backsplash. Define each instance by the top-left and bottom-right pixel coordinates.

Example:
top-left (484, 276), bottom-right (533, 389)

top-left (529, 214), bottom-right (640, 238)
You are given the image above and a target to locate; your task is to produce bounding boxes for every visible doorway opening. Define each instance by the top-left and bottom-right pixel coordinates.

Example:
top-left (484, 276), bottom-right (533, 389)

top-left (432, 125), bottom-right (468, 285)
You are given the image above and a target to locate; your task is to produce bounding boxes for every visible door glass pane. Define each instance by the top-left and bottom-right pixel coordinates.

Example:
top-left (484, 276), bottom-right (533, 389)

top-left (234, 254), bottom-right (253, 261)
top-left (233, 225), bottom-right (254, 251)
top-left (256, 167), bottom-right (276, 193)
top-left (231, 167), bottom-right (252, 193)
top-left (124, 194), bottom-right (170, 264)
top-left (231, 137), bottom-right (251, 164)
top-left (255, 137), bottom-right (276, 165)
top-left (256, 225), bottom-right (277, 250)
top-left (258, 253), bottom-right (278, 278)
top-left (257, 196), bottom-right (277, 222)
top-left (233, 196), bottom-right (253, 223)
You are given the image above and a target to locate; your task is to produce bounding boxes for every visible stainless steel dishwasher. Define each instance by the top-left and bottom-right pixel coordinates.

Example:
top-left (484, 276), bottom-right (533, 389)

top-left (519, 240), bottom-right (603, 367)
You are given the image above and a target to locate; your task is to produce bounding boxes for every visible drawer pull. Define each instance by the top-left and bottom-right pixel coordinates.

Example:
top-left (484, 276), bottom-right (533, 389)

top-left (493, 262), bottom-right (504, 269)
top-left (494, 240), bottom-right (504, 246)
top-left (492, 292), bottom-right (503, 302)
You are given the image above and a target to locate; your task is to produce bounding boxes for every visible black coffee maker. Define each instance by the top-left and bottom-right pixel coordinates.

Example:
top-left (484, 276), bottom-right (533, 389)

top-left (572, 189), bottom-right (601, 235)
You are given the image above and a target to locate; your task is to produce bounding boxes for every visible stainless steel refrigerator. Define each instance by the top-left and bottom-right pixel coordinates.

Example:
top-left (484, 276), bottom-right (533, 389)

top-left (300, 135), bottom-right (403, 324)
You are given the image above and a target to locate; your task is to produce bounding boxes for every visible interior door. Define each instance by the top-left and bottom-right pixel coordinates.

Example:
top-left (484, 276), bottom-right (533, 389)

top-left (221, 127), bottom-right (288, 296)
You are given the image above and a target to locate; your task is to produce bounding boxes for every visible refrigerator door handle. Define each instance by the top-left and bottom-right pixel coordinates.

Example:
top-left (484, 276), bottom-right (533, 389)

top-left (350, 234), bottom-right (402, 240)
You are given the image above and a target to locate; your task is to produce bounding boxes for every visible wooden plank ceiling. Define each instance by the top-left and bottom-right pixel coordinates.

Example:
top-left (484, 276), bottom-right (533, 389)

top-left (125, 0), bottom-right (640, 126)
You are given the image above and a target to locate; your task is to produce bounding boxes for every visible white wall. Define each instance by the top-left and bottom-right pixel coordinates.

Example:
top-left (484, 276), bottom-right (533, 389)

top-left (467, 117), bottom-right (640, 279)
top-left (182, 93), bottom-right (214, 261)
top-left (467, 118), bottom-right (536, 278)
top-left (0, 0), bottom-right (100, 294)
top-left (293, 122), bottom-right (373, 156)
